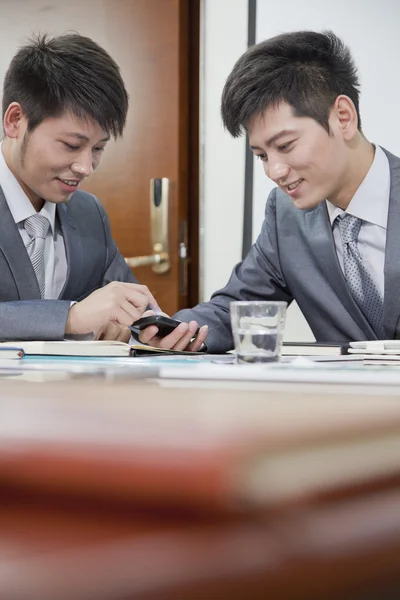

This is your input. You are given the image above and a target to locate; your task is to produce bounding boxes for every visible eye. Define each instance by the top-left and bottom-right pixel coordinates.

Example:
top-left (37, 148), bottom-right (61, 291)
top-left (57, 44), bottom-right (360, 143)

top-left (93, 146), bottom-right (105, 153)
top-left (63, 142), bottom-right (79, 151)
top-left (277, 141), bottom-right (294, 152)
top-left (256, 154), bottom-right (268, 163)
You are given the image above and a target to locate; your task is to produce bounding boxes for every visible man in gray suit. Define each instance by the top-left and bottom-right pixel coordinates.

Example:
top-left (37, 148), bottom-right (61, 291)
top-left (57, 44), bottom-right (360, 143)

top-left (141, 30), bottom-right (399, 353)
top-left (0, 33), bottom-right (160, 342)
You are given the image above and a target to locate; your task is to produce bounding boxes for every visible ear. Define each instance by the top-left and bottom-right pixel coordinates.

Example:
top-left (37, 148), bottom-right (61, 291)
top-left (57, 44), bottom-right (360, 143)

top-left (330, 95), bottom-right (359, 141)
top-left (3, 102), bottom-right (26, 139)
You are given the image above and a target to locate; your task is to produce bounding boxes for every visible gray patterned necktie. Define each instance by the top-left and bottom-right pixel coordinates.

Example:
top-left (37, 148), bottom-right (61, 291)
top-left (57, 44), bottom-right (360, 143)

top-left (337, 213), bottom-right (385, 338)
top-left (24, 213), bottom-right (50, 299)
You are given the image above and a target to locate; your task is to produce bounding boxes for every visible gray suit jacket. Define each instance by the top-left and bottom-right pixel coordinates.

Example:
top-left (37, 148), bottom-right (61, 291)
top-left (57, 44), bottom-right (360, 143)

top-left (0, 188), bottom-right (136, 341)
top-left (175, 147), bottom-right (400, 353)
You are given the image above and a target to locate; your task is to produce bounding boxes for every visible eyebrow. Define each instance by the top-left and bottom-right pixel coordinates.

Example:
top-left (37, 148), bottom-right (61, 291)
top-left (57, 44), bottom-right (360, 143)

top-left (250, 129), bottom-right (297, 150)
top-left (62, 132), bottom-right (110, 143)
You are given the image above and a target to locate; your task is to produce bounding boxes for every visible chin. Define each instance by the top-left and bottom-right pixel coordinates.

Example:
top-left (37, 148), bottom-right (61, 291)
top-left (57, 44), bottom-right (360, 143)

top-left (293, 195), bottom-right (323, 210)
top-left (292, 199), bottom-right (315, 210)
top-left (44, 195), bottom-right (72, 205)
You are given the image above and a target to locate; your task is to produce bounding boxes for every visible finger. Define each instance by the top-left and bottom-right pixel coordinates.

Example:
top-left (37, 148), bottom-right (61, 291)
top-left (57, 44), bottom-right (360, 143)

top-left (138, 325), bottom-right (160, 345)
top-left (170, 321), bottom-right (200, 351)
top-left (153, 321), bottom-right (190, 350)
top-left (158, 321), bottom-right (197, 351)
top-left (99, 323), bottom-right (115, 340)
top-left (114, 301), bottom-right (143, 326)
top-left (125, 298), bottom-right (152, 323)
top-left (102, 323), bottom-right (125, 341)
top-left (141, 309), bottom-right (169, 318)
top-left (116, 327), bottom-right (132, 343)
top-left (124, 289), bottom-right (150, 314)
top-left (94, 326), bottom-right (106, 341)
top-left (187, 325), bottom-right (208, 352)
top-left (122, 284), bottom-right (161, 313)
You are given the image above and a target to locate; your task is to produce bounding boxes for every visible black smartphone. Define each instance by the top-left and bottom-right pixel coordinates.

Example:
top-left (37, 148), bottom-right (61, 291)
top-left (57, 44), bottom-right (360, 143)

top-left (130, 315), bottom-right (199, 338)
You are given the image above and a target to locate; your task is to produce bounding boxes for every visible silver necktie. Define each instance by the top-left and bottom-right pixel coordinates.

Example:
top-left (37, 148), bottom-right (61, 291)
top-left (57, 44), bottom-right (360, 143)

top-left (24, 213), bottom-right (50, 299)
top-left (337, 213), bottom-right (385, 338)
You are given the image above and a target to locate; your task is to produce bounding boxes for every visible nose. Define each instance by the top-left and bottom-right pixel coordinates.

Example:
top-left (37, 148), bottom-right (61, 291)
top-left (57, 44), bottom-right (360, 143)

top-left (266, 160), bottom-right (290, 185)
top-left (71, 152), bottom-right (94, 178)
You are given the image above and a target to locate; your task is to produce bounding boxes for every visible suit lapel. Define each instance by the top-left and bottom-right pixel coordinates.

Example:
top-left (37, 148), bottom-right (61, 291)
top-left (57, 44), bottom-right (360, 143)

top-left (0, 187), bottom-right (40, 299)
top-left (57, 202), bottom-right (84, 300)
top-left (383, 149), bottom-right (400, 338)
top-left (304, 202), bottom-right (377, 339)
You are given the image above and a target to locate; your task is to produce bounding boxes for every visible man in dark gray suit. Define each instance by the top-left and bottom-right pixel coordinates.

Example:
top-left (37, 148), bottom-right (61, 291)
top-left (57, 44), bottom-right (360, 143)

top-left (141, 30), bottom-right (399, 353)
top-left (0, 33), bottom-right (160, 342)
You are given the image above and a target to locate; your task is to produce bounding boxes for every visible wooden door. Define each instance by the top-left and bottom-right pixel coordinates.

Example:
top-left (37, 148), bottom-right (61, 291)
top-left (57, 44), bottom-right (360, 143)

top-left (0, 0), bottom-right (199, 315)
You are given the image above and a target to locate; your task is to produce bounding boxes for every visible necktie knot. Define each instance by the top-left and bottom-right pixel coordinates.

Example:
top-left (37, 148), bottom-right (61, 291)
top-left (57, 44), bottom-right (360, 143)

top-left (337, 213), bottom-right (362, 245)
top-left (24, 213), bottom-right (50, 240)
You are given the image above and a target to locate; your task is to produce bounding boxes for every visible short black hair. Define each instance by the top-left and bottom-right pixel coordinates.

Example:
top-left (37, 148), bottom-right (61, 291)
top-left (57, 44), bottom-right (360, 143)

top-left (221, 30), bottom-right (361, 137)
top-left (2, 33), bottom-right (129, 137)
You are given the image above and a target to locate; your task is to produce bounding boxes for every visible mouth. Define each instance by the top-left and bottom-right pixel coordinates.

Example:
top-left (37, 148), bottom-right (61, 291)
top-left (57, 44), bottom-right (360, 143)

top-left (284, 178), bottom-right (303, 193)
top-left (56, 178), bottom-right (81, 193)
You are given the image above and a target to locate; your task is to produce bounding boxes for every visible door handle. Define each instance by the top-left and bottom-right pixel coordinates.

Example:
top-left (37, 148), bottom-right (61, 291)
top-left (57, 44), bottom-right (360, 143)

top-left (125, 178), bottom-right (170, 273)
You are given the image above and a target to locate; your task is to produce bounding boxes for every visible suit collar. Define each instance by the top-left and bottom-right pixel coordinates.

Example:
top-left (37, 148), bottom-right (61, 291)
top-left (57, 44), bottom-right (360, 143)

top-left (56, 201), bottom-right (83, 299)
top-left (0, 183), bottom-right (85, 302)
top-left (304, 202), bottom-right (377, 339)
top-left (0, 186), bottom-right (40, 299)
top-left (382, 147), bottom-right (400, 337)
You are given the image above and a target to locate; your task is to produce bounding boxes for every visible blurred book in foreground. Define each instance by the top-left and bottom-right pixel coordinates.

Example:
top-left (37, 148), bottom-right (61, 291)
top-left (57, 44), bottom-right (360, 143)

top-left (0, 383), bottom-right (399, 514)
top-left (1, 486), bottom-right (399, 600)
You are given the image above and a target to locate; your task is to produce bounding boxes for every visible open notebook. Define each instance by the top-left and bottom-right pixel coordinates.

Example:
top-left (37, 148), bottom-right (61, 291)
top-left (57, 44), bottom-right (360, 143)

top-left (0, 340), bottom-right (204, 357)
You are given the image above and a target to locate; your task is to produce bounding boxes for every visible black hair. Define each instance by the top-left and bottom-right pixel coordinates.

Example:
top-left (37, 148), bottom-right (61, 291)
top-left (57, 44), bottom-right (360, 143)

top-left (221, 30), bottom-right (361, 137)
top-left (2, 32), bottom-right (129, 137)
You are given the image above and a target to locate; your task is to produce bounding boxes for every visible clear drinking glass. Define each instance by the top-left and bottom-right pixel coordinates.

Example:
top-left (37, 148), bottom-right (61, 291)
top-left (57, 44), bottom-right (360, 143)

top-left (230, 301), bottom-right (287, 363)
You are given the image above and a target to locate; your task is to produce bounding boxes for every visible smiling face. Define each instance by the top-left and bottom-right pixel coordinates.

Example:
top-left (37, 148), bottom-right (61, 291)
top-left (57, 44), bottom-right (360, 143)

top-left (2, 103), bottom-right (109, 211)
top-left (248, 101), bottom-right (356, 210)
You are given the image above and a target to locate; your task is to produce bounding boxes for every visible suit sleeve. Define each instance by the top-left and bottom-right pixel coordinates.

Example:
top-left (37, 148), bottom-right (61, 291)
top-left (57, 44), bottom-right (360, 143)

top-left (174, 188), bottom-right (293, 353)
top-left (0, 300), bottom-right (72, 341)
top-left (0, 198), bottom-right (139, 342)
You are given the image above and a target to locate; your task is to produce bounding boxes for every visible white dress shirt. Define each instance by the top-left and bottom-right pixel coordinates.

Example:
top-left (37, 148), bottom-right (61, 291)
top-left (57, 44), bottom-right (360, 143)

top-left (0, 144), bottom-right (68, 299)
top-left (326, 145), bottom-right (389, 299)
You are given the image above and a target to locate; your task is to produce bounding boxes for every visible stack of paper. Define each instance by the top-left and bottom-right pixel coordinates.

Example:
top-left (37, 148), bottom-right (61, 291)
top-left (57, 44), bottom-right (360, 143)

top-left (348, 340), bottom-right (400, 365)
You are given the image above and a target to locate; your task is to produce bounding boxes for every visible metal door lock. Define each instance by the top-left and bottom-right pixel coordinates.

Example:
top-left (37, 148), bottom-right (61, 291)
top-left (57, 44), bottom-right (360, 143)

top-left (125, 178), bottom-right (170, 273)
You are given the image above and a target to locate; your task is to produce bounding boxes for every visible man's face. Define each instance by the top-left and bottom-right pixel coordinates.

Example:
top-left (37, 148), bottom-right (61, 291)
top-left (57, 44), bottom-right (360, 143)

top-left (7, 111), bottom-right (109, 208)
top-left (248, 102), bottom-right (350, 209)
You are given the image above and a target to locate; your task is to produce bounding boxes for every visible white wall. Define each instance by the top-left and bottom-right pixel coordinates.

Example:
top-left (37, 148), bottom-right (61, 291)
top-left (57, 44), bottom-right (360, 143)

top-left (0, 1), bottom-right (110, 74)
top-left (200, 0), bottom-right (248, 301)
top-left (201, 0), bottom-right (400, 340)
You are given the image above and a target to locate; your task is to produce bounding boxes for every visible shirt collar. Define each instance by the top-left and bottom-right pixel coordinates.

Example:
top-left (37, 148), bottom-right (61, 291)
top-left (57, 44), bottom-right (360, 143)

top-left (326, 145), bottom-right (390, 230)
top-left (0, 142), bottom-right (56, 233)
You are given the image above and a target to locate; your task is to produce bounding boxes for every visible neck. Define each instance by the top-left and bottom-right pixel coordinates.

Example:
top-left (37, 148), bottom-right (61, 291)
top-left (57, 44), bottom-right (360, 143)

top-left (1, 138), bottom-right (44, 212)
top-left (329, 135), bottom-right (375, 210)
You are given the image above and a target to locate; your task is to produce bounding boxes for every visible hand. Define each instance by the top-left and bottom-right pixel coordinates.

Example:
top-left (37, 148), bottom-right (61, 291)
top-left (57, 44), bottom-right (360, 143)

top-left (65, 282), bottom-right (160, 336)
top-left (138, 311), bottom-right (208, 352)
top-left (94, 323), bottom-right (131, 343)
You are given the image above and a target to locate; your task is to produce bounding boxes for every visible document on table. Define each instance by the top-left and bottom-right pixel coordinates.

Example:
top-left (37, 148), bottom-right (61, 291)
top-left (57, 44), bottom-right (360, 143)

top-left (157, 358), bottom-right (400, 386)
